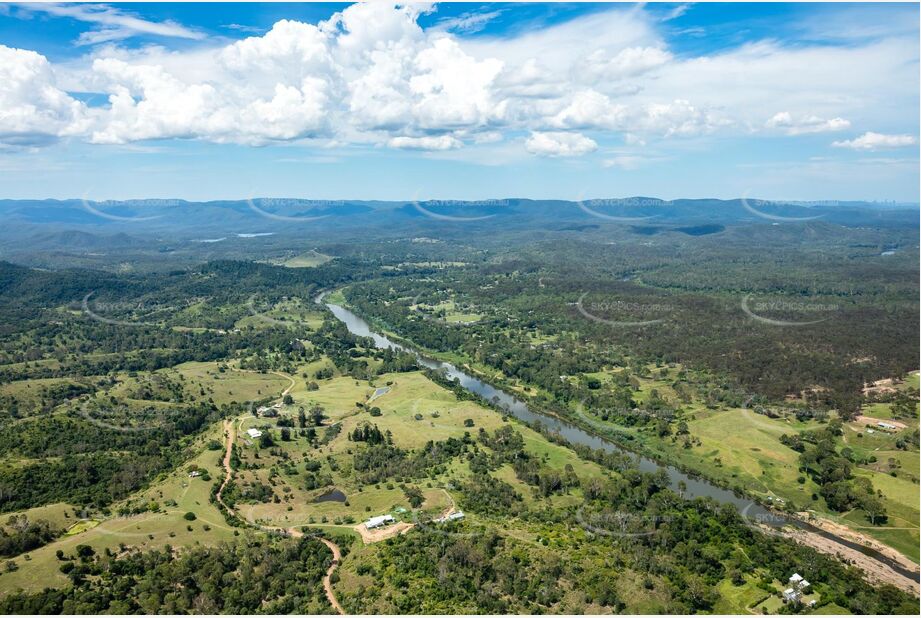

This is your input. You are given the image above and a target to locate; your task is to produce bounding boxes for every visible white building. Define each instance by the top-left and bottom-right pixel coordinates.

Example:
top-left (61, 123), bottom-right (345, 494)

top-left (246, 428), bottom-right (263, 439)
top-left (877, 422), bottom-right (897, 431)
top-left (365, 514), bottom-right (395, 530)
top-left (435, 511), bottom-right (465, 524)
top-left (783, 572), bottom-right (811, 603)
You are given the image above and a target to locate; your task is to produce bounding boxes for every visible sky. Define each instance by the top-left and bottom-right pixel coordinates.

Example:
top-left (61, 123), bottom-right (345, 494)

top-left (0, 1), bottom-right (918, 202)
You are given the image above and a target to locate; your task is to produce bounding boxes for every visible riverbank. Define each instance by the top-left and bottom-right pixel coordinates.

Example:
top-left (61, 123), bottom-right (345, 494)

top-left (804, 517), bottom-right (921, 584)
top-left (761, 524), bottom-right (919, 595)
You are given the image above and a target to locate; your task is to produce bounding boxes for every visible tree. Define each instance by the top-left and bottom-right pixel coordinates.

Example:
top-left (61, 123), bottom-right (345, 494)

top-left (862, 494), bottom-right (887, 525)
top-left (309, 405), bottom-right (326, 426)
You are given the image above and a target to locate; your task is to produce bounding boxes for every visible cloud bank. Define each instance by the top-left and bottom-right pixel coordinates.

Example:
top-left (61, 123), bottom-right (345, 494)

top-left (0, 2), bottom-right (917, 159)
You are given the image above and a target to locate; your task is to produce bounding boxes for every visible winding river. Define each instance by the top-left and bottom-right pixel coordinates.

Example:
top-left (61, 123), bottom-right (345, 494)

top-left (319, 294), bottom-right (919, 583)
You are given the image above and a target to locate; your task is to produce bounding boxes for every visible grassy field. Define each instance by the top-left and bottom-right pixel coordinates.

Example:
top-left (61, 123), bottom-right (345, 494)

top-left (0, 421), bottom-right (235, 596)
top-left (641, 406), bottom-right (819, 502)
top-left (566, 363), bottom-right (920, 563)
top-left (100, 361), bottom-right (291, 408)
top-left (1, 503), bottom-right (75, 534)
top-left (411, 298), bottom-right (483, 324)
top-left (264, 250), bottom-right (333, 268)
top-left (712, 575), bottom-right (772, 614)
top-left (232, 369), bottom-right (507, 529)
top-left (234, 297), bottom-right (326, 331)
top-left (224, 364), bottom-right (610, 543)
top-left (0, 377), bottom-right (93, 415)
top-left (171, 361), bottom-right (291, 405)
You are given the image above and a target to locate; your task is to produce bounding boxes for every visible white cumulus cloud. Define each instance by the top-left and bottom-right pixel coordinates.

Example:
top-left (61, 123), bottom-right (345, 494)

top-left (0, 45), bottom-right (87, 146)
top-left (388, 135), bottom-right (461, 150)
top-left (832, 131), bottom-right (917, 150)
top-left (0, 2), bottom-right (917, 161)
top-left (766, 112), bottom-right (850, 135)
top-left (525, 131), bottom-right (597, 157)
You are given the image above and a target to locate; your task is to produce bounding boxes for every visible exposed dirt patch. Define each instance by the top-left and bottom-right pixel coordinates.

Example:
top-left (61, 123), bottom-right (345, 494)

top-left (854, 415), bottom-right (907, 430)
top-left (862, 378), bottom-right (898, 396)
top-left (353, 520), bottom-right (414, 544)
top-left (763, 523), bottom-right (919, 596)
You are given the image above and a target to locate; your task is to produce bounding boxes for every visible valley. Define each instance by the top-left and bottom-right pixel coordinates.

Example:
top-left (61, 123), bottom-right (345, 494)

top-left (0, 212), bottom-right (917, 614)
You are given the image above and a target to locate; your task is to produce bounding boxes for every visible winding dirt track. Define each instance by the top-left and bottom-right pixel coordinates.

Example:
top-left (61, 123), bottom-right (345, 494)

top-left (215, 418), bottom-right (236, 516)
top-left (215, 374), bottom-right (345, 614)
top-left (318, 537), bottom-right (345, 614)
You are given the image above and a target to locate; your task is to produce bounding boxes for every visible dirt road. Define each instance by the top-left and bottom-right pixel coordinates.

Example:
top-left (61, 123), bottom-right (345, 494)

top-left (214, 374), bottom-right (345, 614)
top-left (215, 418), bottom-right (237, 516)
top-left (216, 372), bottom-right (294, 515)
top-left (269, 527), bottom-right (344, 614)
top-left (319, 537), bottom-right (345, 614)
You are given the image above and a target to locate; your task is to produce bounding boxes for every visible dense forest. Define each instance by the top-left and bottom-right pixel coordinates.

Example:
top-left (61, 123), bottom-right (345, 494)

top-left (0, 535), bottom-right (333, 613)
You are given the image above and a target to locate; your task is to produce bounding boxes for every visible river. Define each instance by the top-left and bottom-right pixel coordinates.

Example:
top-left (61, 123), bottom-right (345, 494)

top-left (319, 294), bottom-right (919, 583)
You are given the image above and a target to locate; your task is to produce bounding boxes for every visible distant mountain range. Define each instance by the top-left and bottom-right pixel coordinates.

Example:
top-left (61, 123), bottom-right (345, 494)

top-left (1, 197), bottom-right (916, 233)
top-left (0, 197), bottom-right (916, 261)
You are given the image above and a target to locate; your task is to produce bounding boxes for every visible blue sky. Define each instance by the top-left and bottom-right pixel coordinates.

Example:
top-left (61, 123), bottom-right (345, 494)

top-left (0, 2), bottom-right (918, 202)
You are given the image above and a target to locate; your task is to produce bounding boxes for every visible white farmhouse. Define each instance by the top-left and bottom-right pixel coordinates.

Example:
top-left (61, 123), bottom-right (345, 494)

top-left (365, 514), bottom-right (395, 530)
top-left (783, 572), bottom-right (811, 604)
top-left (246, 428), bottom-right (263, 439)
